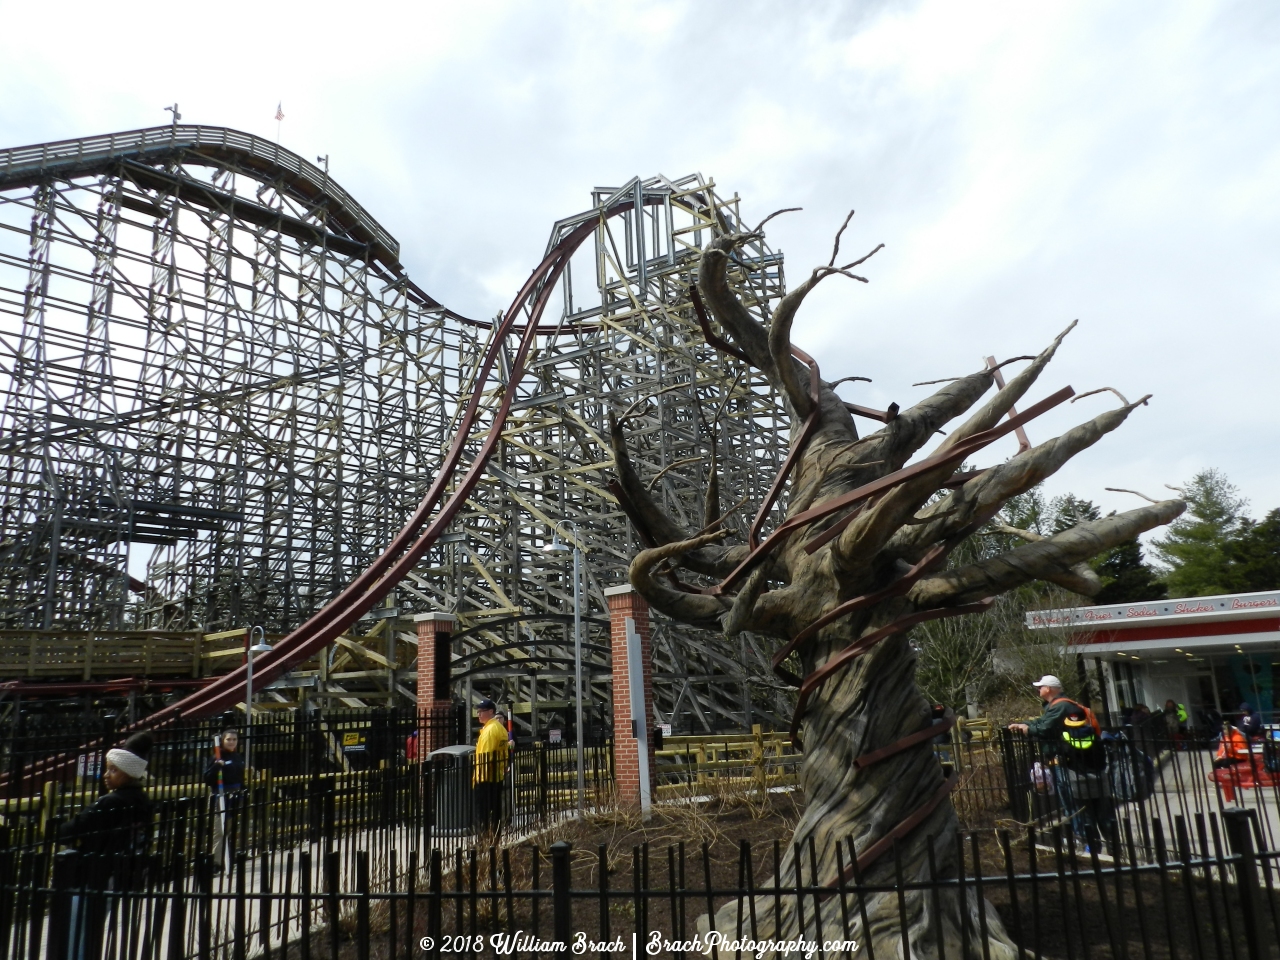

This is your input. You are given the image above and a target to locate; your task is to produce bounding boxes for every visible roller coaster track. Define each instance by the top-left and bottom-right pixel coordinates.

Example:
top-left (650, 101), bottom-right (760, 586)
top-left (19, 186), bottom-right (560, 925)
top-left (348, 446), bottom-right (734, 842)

top-left (163, 200), bottom-right (645, 721)
top-left (0, 125), bottom-right (796, 741)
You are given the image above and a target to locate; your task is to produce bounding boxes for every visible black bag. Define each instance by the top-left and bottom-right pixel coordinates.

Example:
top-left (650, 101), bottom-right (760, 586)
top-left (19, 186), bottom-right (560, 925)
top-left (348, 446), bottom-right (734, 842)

top-left (1106, 733), bottom-right (1154, 803)
top-left (1063, 766), bottom-right (1111, 800)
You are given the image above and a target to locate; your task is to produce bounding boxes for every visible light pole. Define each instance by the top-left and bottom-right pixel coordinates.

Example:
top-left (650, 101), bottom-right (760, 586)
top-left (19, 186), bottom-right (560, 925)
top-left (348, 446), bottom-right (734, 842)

top-left (244, 626), bottom-right (273, 773)
top-left (544, 523), bottom-right (585, 812)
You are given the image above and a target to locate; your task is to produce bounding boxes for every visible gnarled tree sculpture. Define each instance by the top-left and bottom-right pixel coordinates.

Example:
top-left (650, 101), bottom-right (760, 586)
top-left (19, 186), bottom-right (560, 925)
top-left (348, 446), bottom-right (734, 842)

top-left (608, 215), bottom-right (1185, 957)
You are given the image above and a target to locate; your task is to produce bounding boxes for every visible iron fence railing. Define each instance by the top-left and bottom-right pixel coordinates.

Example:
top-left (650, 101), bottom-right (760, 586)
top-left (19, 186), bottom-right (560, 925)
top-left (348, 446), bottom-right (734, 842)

top-left (0, 709), bottom-right (613, 867)
top-left (6, 809), bottom-right (1277, 960)
top-left (951, 727), bottom-right (1280, 859)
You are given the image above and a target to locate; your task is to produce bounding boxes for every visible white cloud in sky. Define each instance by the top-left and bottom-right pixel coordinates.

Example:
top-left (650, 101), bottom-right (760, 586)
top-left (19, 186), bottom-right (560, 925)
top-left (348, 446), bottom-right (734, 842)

top-left (2, 0), bottom-right (1277, 522)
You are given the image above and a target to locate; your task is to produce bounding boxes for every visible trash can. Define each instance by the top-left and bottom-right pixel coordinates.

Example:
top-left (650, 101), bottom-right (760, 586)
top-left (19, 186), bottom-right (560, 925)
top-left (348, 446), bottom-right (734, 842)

top-left (427, 744), bottom-right (475, 834)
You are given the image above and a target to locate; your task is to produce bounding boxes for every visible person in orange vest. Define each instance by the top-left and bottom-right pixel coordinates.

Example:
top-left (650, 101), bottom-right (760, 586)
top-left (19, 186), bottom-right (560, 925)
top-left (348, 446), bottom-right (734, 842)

top-left (1214, 723), bottom-right (1250, 766)
top-left (1213, 721), bottom-right (1254, 802)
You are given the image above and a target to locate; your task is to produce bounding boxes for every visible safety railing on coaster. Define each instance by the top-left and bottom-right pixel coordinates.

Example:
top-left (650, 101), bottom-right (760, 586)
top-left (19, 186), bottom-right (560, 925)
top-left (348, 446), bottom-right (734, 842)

top-left (6, 808), bottom-right (1278, 960)
top-left (0, 124), bottom-right (399, 263)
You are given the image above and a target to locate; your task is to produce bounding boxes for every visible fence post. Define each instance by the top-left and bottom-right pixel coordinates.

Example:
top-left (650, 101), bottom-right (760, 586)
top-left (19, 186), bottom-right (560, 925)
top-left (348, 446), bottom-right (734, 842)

top-left (428, 849), bottom-right (442, 960)
top-left (1223, 807), bottom-right (1263, 960)
top-left (234, 855), bottom-right (247, 960)
top-left (47, 849), bottom-right (77, 960)
top-left (551, 841), bottom-right (572, 959)
top-left (538, 743), bottom-right (548, 821)
top-left (356, 851), bottom-right (371, 960)
top-left (326, 849), bottom-right (341, 958)
top-left (196, 853), bottom-right (213, 960)
top-left (39, 779), bottom-right (57, 838)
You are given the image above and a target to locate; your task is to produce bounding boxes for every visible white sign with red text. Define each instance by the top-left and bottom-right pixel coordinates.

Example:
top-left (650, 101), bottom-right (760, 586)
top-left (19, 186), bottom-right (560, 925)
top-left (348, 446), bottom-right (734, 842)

top-left (1026, 589), bottom-right (1280, 630)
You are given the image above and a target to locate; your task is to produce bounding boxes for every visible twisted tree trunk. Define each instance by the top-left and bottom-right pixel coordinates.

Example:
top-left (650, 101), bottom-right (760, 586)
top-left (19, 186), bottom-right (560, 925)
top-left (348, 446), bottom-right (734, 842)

top-left (609, 219), bottom-right (1183, 958)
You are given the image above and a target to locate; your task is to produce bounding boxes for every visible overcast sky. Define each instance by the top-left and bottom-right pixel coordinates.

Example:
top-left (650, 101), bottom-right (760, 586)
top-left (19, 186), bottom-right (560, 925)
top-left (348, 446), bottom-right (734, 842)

top-left (4, 0), bottom-right (1278, 527)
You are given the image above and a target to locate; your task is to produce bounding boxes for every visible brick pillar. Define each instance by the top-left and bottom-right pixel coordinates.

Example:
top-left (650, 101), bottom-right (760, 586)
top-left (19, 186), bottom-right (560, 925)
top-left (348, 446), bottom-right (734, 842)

top-left (606, 584), bottom-right (654, 807)
top-left (415, 612), bottom-right (455, 752)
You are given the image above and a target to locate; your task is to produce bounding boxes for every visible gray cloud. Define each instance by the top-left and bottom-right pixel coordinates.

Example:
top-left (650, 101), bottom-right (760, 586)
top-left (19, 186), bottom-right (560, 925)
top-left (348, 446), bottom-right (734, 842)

top-left (2, 0), bottom-right (1277, 518)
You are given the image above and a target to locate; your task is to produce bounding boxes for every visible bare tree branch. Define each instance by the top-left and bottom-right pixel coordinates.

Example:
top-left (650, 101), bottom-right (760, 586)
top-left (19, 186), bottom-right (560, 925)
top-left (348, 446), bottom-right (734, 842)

top-left (702, 448), bottom-right (721, 528)
top-left (828, 210), bottom-right (856, 266)
top-left (608, 415), bottom-right (743, 578)
top-left (645, 456), bottom-right (702, 492)
top-left (1072, 386), bottom-right (1134, 406)
top-left (767, 231), bottom-right (884, 417)
top-left (1105, 487), bottom-right (1161, 504)
top-left (939, 320), bottom-right (1077, 452)
top-left (985, 523), bottom-right (1102, 596)
top-left (754, 207), bottom-right (803, 234)
top-left (877, 368), bottom-right (996, 465)
top-left (723, 565), bottom-right (770, 636)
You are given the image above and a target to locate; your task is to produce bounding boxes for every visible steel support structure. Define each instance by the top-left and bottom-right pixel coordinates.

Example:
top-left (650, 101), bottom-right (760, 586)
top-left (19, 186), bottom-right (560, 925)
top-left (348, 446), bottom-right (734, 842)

top-left (0, 127), bottom-right (796, 730)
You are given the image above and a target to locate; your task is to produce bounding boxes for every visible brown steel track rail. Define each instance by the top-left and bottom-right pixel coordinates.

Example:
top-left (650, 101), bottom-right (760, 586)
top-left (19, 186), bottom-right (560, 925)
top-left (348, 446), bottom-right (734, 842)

top-left (156, 195), bottom-right (669, 722)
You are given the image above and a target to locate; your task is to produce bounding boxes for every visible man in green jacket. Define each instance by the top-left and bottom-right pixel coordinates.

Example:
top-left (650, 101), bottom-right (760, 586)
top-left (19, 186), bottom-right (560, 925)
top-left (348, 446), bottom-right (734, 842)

top-left (1009, 675), bottom-right (1111, 851)
top-left (1008, 674), bottom-right (1074, 743)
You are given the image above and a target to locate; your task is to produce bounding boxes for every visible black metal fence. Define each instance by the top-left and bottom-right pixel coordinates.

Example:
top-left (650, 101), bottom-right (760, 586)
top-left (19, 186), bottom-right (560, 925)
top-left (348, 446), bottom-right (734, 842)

top-left (6, 711), bottom-right (1280, 956)
top-left (942, 725), bottom-right (1280, 861)
top-left (5, 808), bottom-right (1278, 959)
top-left (0, 707), bottom-right (454, 800)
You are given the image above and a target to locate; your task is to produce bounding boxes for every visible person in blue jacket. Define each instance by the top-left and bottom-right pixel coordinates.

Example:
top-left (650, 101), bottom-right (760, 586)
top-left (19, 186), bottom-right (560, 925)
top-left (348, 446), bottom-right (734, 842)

top-left (204, 728), bottom-right (246, 870)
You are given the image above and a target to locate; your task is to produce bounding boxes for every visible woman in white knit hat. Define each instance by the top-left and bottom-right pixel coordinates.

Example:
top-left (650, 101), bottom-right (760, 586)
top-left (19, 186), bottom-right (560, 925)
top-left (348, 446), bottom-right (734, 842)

top-left (59, 732), bottom-right (155, 856)
top-left (58, 732), bottom-right (155, 960)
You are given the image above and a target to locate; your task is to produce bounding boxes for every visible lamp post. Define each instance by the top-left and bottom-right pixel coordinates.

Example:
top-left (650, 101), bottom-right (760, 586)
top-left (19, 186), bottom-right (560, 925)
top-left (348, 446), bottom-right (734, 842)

top-left (244, 626), bottom-right (273, 773)
top-left (544, 523), bottom-right (585, 812)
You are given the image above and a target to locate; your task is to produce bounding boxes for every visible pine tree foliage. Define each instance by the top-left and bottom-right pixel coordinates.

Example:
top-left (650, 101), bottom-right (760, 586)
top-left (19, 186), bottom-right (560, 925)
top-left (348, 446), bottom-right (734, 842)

top-left (1154, 469), bottom-right (1249, 597)
top-left (1094, 539), bottom-right (1167, 604)
top-left (1222, 508), bottom-right (1280, 593)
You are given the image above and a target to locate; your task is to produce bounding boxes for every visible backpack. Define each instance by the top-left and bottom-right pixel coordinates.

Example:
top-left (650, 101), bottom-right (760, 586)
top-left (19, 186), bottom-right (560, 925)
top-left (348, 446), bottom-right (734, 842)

top-left (1051, 698), bottom-right (1101, 736)
top-left (1104, 731), bottom-right (1154, 803)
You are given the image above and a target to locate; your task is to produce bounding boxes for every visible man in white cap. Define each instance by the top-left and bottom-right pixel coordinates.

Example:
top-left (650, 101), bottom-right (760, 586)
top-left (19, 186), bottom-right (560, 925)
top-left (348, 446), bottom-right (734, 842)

top-left (1008, 676), bottom-right (1108, 850)
top-left (1008, 675), bottom-right (1071, 737)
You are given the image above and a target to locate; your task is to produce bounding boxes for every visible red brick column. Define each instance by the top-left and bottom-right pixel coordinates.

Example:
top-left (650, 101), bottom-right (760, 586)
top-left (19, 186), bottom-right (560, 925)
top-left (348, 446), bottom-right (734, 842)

top-left (415, 612), bottom-right (455, 752)
top-left (606, 584), bottom-right (654, 808)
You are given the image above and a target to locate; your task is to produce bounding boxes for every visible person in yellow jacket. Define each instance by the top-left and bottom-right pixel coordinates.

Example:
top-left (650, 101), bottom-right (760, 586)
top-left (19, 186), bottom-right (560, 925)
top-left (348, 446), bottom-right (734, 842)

top-left (473, 698), bottom-right (509, 832)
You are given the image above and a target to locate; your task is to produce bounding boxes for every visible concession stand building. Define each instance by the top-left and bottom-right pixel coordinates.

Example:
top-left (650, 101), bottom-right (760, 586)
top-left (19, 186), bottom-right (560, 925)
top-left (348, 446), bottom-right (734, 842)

top-left (1027, 589), bottom-right (1280, 727)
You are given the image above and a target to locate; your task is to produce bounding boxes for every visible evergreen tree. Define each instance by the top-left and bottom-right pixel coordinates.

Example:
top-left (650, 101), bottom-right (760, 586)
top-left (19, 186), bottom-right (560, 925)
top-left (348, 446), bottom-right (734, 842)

top-left (1224, 509), bottom-right (1280, 592)
top-left (1003, 487), bottom-right (1048, 535)
top-left (1049, 494), bottom-right (1101, 534)
top-left (1153, 469), bottom-right (1247, 596)
top-left (1094, 539), bottom-right (1167, 604)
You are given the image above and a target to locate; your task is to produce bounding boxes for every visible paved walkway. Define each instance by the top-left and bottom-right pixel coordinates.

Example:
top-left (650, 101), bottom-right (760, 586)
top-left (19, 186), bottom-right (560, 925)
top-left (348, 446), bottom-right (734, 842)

top-left (1136, 746), bottom-right (1280, 852)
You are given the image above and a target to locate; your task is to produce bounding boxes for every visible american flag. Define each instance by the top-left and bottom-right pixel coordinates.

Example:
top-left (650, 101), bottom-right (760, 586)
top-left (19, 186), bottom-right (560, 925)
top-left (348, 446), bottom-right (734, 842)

top-left (275, 102), bottom-right (285, 122)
